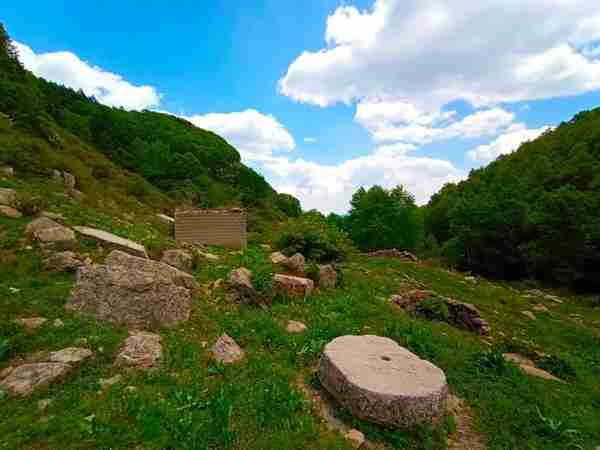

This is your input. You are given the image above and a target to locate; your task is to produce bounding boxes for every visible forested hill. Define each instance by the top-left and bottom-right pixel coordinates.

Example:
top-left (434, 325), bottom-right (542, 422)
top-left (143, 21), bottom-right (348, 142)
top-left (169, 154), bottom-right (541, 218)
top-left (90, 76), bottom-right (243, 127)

top-left (425, 109), bottom-right (600, 291)
top-left (0, 24), bottom-right (301, 220)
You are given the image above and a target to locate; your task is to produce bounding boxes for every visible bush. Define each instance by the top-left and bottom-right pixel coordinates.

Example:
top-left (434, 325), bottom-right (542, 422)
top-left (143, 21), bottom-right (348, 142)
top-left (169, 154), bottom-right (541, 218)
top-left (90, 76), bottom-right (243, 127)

top-left (0, 338), bottom-right (10, 362)
top-left (15, 191), bottom-right (48, 216)
top-left (275, 214), bottom-right (355, 262)
top-left (416, 297), bottom-right (450, 322)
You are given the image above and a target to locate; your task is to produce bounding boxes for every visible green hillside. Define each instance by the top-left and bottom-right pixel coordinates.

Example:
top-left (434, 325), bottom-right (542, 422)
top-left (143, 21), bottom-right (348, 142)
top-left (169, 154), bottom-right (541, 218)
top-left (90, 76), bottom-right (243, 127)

top-left (425, 110), bottom-right (600, 290)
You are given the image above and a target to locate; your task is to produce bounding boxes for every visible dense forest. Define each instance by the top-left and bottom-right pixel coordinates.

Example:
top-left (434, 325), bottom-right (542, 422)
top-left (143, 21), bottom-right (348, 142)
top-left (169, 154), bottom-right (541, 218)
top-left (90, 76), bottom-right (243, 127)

top-left (0, 24), bottom-right (301, 220)
top-left (424, 112), bottom-right (600, 291)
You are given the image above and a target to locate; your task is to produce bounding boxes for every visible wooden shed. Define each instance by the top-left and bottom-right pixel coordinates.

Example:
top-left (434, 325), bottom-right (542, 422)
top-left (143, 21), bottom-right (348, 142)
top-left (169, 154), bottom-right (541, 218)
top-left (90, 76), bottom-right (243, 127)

top-left (174, 208), bottom-right (247, 249)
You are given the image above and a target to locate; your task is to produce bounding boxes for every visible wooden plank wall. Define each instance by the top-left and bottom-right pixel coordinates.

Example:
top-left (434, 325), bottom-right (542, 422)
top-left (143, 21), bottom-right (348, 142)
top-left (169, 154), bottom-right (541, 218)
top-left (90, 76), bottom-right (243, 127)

top-left (174, 209), bottom-right (247, 249)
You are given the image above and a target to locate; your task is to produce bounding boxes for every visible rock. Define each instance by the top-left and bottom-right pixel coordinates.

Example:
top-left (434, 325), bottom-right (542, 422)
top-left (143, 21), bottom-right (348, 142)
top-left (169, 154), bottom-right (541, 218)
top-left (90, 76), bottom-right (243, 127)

top-left (53, 318), bottom-right (64, 328)
top-left (1, 166), bottom-right (14, 177)
top-left (503, 353), bottom-right (563, 382)
top-left (228, 267), bottom-right (258, 304)
top-left (42, 251), bottom-right (84, 272)
top-left (345, 429), bottom-right (365, 449)
top-left (319, 335), bottom-right (448, 429)
top-left (38, 398), bottom-right (52, 412)
top-left (390, 290), bottom-right (435, 310)
top-left (283, 253), bottom-right (305, 274)
top-left (48, 347), bottom-right (93, 364)
top-left (0, 205), bottom-right (22, 218)
top-left (273, 274), bottom-right (314, 298)
top-left (464, 276), bottom-right (477, 283)
top-left (0, 363), bottom-right (71, 396)
top-left (26, 217), bottom-right (76, 247)
top-left (196, 250), bottom-right (219, 261)
top-left (62, 171), bottom-right (76, 189)
top-left (522, 311), bottom-right (536, 320)
top-left (211, 333), bottom-right (244, 364)
top-left (156, 213), bottom-right (174, 226)
top-left (269, 251), bottom-right (288, 264)
top-left (161, 249), bottom-right (194, 273)
top-left (41, 211), bottom-right (65, 221)
top-left (260, 244), bottom-right (271, 250)
top-left (115, 331), bottom-right (162, 370)
top-left (52, 169), bottom-right (63, 183)
top-left (69, 189), bottom-right (85, 202)
top-left (532, 304), bottom-right (549, 313)
top-left (14, 317), bottom-right (47, 330)
top-left (544, 294), bottom-right (563, 304)
top-left (66, 250), bottom-right (197, 328)
top-left (99, 374), bottom-right (122, 390)
top-left (0, 187), bottom-right (16, 206)
top-left (286, 320), bottom-right (307, 333)
top-left (318, 264), bottom-right (337, 289)
top-left (73, 226), bottom-right (148, 258)
top-left (364, 249), bottom-right (418, 261)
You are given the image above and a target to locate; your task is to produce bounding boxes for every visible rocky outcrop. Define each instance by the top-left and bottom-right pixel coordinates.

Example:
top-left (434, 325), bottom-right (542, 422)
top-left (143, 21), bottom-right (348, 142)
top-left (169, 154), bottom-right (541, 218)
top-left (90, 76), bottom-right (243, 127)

top-left (0, 347), bottom-right (93, 396)
top-left (318, 264), bottom-right (337, 289)
top-left (115, 331), bottom-right (162, 370)
top-left (319, 335), bottom-right (447, 429)
top-left (273, 274), bottom-right (314, 298)
top-left (65, 250), bottom-right (197, 329)
top-left (73, 226), bottom-right (148, 258)
top-left (0, 187), bottom-right (16, 206)
top-left (390, 290), bottom-right (491, 336)
top-left (364, 249), bottom-right (418, 261)
top-left (211, 333), bottom-right (244, 364)
top-left (26, 217), bottom-right (76, 248)
top-left (161, 249), bottom-right (194, 273)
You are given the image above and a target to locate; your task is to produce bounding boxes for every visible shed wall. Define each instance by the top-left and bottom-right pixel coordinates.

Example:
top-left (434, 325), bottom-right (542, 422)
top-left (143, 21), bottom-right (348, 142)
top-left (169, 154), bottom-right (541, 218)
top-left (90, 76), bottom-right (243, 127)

top-left (175, 210), bottom-right (247, 248)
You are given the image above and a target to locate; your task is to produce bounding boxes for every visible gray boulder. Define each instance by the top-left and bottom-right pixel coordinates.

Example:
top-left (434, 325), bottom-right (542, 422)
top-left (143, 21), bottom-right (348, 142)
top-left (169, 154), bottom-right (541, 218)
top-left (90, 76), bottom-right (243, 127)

top-left (161, 249), bottom-right (194, 273)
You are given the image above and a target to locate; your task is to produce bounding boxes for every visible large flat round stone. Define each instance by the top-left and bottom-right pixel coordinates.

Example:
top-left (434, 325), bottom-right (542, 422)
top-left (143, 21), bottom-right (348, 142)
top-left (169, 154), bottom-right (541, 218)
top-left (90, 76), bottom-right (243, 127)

top-left (319, 335), bottom-right (448, 428)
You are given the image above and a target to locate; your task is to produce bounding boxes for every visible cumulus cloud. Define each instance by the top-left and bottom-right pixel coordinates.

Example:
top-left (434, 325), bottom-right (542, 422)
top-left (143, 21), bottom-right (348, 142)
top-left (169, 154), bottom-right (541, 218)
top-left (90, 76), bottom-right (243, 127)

top-left (186, 109), bottom-right (295, 162)
top-left (14, 42), bottom-right (160, 110)
top-left (263, 150), bottom-right (464, 213)
top-left (467, 124), bottom-right (551, 163)
top-left (357, 102), bottom-right (515, 143)
top-left (279, 0), bottom-right (600, 111)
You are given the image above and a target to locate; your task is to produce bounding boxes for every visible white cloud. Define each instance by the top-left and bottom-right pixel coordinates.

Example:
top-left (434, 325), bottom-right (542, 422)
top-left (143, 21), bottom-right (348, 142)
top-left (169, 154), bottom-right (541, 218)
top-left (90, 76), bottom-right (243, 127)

top-left (467, 124), bottom-right (551, 163)
top-left (357, 102), bottom-right (515, 143)
top-left (263, 150), bottom-right (463, 213)
top-left (14, 42), bottom-right (160, 110)
top-left (186, 109), bottom-right (295, 162)
top-left (279, 0), bottom-right (600, 111)
top-left (304, 137), bottom-right (317, 143)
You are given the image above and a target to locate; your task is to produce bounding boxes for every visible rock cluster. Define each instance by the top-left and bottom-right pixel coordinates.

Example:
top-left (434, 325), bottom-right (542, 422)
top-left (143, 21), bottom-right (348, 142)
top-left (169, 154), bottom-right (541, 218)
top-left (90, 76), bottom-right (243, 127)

top-left (270, 251), bottom-right (306, 274)
top-left (66, 250), bottom-right (197, 328)
top-left (319, 335), bottom-right (447, 428)
top-left (364, 249), bottom-right (418, 261)
top-left (391, 290), bottom-right (491, 336)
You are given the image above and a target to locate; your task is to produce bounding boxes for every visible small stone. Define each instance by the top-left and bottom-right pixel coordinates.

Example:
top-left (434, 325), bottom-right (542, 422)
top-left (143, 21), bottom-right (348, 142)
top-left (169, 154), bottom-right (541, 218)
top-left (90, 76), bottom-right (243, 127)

top-left (273, 274), bottom-right (314, 298)
top-left (42, 251), bottom-right (84, 272)
top-left (156, 213), bottom-right (175, 227)
top-left (464, 276), bottom-right (477, 283)
top-left (0, 187), bottom-right (16, 206)
top-left (269, 251), bottom-right (288, 264)
top-left (0, 205), bottom-right (22, 218)
top-left (53, 319), bottom-right (64, 328)
top-left (283, 253), bottom-right (305, 274)
top-left (211, 333), bottom-right (244, 364)
top-left (503, 353), bottom-right (563, 382)
top-left (260, 244), bottom-right (271, 250)
top-left (99, 374), bottom-right (122, 389)
top-left (228, 267), bottom-right (258, 304)
top-left (345, 429), bottom-right (365, 449)
top-left (161, 249), bottom-right (194, 273)
top-left (532, 304), bottom-right (549, 313)
top-left (38, 398), bottom-right (52, 412)
top-left (286, 320), bottom-right (307, 333)
top-left (62, 171), bottom-right (76, 190)
top-left (318, 264), bottom-right (337, 289)
top-left (48, 347), bottom-right (93, 365)
top-left (115, 331), bottom-right (162, 370)
top-left (0, 363), bottom-right (71, 396)
top-left (14, 317), bottom-right (47, 330)
top-left (522, 311), bottom-right (536, 320)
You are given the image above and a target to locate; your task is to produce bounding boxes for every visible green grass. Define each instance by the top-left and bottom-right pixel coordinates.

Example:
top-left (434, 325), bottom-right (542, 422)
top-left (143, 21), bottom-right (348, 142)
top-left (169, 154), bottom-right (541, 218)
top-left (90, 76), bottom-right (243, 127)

top-left (1, 211), bottom-right (599, 449)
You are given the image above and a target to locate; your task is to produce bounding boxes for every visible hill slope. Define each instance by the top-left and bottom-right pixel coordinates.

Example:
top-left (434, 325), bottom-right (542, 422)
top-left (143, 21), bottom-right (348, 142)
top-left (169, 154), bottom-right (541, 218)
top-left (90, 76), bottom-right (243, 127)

top-left (425, 110), bottom-right (600, 290)
top-left (0, 24), bottom-right (300, 227)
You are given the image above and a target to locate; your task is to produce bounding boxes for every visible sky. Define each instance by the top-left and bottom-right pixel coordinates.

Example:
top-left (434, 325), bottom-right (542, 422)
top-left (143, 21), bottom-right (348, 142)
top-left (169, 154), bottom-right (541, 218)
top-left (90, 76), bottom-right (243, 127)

top-left (4, 0), bottom-right (600, 213)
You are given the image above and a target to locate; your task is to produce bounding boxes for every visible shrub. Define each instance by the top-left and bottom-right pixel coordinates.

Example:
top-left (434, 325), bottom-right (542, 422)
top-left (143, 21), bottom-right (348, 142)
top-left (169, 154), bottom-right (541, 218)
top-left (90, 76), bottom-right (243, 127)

top-left (275, 214), bottom-right (354, 262)
top-left (0, 338), bottom-right (10, 362)
top-left (416, 297), bottom-right (450, 322)
top-left (15, 191), bottom-right (48, 216)
top-left (537, 354), bottom-right (577, 380)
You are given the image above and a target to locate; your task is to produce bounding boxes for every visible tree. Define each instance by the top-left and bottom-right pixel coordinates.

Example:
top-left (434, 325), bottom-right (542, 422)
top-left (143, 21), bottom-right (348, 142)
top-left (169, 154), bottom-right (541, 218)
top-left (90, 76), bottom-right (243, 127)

top-left (347, 185), bottom-right (422, 252)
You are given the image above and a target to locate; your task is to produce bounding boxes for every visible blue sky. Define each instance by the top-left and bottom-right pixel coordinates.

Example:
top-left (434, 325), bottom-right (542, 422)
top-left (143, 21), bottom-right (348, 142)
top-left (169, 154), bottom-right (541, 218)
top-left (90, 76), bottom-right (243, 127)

top-left (4, 1), bottom-right (600, 212)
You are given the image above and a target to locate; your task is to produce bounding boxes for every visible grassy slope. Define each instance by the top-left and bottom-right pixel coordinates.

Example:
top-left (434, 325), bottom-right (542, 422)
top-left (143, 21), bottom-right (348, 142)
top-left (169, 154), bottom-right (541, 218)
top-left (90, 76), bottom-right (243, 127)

top-left (1, 185), bottom-right (599, 449)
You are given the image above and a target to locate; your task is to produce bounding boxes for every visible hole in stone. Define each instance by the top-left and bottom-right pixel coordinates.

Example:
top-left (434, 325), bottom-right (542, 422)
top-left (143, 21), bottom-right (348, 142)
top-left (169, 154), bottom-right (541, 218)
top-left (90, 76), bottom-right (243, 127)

top-left (381, 356), bottom-right (391, 361)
